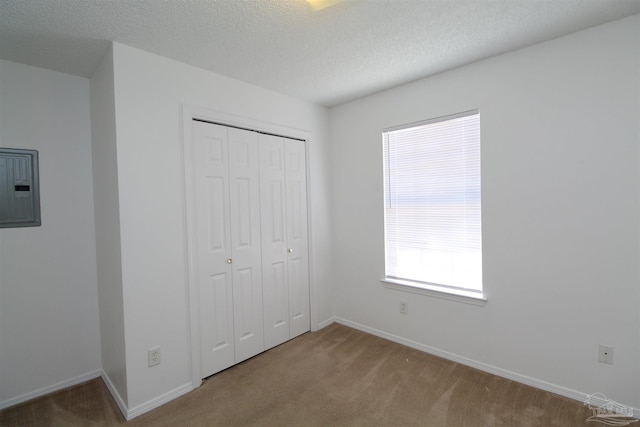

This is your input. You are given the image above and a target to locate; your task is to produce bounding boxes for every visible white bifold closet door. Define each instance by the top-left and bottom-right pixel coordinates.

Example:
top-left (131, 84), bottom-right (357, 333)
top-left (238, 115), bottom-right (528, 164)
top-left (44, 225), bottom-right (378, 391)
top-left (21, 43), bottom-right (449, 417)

top-left (259, 134), bottom-right (310, 349)
top-left (193, 120), bottom-right (310, 379)
top-left (194, 121), bottom-right (264, 378)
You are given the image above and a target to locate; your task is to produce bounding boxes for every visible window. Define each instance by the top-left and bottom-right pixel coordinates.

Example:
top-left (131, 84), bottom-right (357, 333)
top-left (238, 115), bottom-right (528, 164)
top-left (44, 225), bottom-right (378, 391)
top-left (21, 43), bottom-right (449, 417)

top-left (382, 110), bottom-right (483, 301)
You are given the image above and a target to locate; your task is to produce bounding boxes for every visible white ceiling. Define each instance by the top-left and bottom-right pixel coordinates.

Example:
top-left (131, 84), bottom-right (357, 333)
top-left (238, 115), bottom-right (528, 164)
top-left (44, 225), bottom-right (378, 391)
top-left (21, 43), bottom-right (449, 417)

top-left (1, 0), bottom-right (638, 107)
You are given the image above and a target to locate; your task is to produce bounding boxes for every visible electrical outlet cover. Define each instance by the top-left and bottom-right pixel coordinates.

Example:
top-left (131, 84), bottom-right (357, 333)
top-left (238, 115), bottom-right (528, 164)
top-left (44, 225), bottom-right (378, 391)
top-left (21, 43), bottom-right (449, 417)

top-left (598, 345), bottom-right (613, 365)
top-left (400, 302), bottom-right (408, 314)
top-left (148, 347), bottom-right (161, 367)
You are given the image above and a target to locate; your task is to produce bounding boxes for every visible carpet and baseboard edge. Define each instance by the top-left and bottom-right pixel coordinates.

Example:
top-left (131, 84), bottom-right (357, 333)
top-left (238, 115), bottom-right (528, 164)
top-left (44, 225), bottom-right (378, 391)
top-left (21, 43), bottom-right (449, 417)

top-left (126, 382), bottom-right (193, 420)
top-left (0, 369), bottom-right (102, 410)
top-left (102, 370), bottom-right (194, 421)
top-left (332, 316), bottom-right (639, 418)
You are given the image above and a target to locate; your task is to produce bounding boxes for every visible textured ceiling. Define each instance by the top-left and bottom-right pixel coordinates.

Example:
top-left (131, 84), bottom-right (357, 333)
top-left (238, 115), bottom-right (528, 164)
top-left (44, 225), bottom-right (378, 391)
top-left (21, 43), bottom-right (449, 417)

top-left (1, 0), bottom-right (639, 107)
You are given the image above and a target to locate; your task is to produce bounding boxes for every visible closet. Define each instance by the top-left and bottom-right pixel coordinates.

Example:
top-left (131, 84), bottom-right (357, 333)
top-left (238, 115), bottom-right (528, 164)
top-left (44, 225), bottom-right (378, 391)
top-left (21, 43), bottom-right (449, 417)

top-left (191, 120), bottom-right (310, 379)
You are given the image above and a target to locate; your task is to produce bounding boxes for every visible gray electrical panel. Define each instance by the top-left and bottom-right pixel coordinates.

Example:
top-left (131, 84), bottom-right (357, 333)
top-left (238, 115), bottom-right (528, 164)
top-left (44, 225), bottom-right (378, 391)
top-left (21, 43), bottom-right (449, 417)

top-left (0, 148), bottom-right (41, 228)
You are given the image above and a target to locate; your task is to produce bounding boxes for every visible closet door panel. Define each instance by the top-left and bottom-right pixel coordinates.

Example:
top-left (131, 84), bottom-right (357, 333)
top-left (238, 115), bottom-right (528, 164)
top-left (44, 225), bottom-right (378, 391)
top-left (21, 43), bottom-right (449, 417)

top-left (259, 135), bottom-right (290, 349)
top-left (193, 121), bottom-right (235, 377)
top-left (285, 140), bottom-right (310, 338)
top-left (228, 128), bottom-right (264, 362)
top-left (200, 273), bottom-right (234, 375)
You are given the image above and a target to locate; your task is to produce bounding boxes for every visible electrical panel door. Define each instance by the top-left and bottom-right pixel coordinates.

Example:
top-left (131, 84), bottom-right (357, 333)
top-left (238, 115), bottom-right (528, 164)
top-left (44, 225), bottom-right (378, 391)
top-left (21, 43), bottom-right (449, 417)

top-left (0, 148), bottom-right (41, 228)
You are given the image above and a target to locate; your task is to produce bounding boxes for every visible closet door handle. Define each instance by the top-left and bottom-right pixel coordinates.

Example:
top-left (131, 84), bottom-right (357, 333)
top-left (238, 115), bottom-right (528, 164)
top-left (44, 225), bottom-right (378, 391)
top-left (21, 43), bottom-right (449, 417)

top-left (288, 248), bottom-right (293, 253)
top-left (226, 259), bottom-right (232, 264)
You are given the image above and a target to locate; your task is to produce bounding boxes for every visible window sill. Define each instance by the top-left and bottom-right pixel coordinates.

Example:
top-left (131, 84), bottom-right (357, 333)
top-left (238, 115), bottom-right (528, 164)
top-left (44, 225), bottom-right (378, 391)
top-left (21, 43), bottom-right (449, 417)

top-left (381, 278), bottom-right (487, 306)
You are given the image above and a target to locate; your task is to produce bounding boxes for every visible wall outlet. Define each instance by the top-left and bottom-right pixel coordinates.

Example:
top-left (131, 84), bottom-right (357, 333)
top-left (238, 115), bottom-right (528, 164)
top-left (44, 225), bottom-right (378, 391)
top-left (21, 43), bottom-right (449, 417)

top-left (148, 347), bottom-right (161, 367)
top-left (400, 301), bottom-right (408, 315)
top-left (598, 344), bottom-right (613, 365)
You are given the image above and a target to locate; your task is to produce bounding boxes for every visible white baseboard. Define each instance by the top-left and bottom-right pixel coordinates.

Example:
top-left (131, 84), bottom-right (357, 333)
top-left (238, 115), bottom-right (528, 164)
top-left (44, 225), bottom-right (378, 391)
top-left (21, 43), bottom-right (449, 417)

top-left (316, 316), bottom-right (336, 330)
top-left (333, 317), bottom-right (640, 418)
top-left (102, 371), bottom-right (193, 421)
top-left (100, 370), bottom-right (128, 419)
top-left (125, 383), bottom-right (193, 420)
top-left (0, 369), bottom-right (102, 410)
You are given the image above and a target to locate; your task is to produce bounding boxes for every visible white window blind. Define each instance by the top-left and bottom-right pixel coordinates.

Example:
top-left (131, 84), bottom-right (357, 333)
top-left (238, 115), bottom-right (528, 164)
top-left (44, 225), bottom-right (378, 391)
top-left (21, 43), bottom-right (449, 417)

top-left (383, 110), bottom-right (482, 294)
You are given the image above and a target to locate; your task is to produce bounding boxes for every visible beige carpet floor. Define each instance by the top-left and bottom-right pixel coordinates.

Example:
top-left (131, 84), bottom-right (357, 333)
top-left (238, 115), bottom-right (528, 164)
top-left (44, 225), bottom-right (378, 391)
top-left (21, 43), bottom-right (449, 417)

top-left (0, 323), bottom-right (607, 426)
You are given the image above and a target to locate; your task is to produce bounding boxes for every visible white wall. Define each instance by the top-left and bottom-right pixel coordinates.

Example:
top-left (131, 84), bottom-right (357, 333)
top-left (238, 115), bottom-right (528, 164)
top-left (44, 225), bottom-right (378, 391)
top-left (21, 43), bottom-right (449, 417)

top-left (0, 60), bottom-right (101, 407)
top-left (329, 15), bottom-right (640, 409)
top-left (104, 42), bottom-right (332, 415)
top-left (90, 46), bottom-right (128, 408)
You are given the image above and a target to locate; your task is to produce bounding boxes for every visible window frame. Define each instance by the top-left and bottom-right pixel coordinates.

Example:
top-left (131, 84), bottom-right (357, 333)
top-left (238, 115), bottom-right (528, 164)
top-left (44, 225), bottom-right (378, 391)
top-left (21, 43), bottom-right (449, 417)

top-left (381, 110), bottom-right (486, 305)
